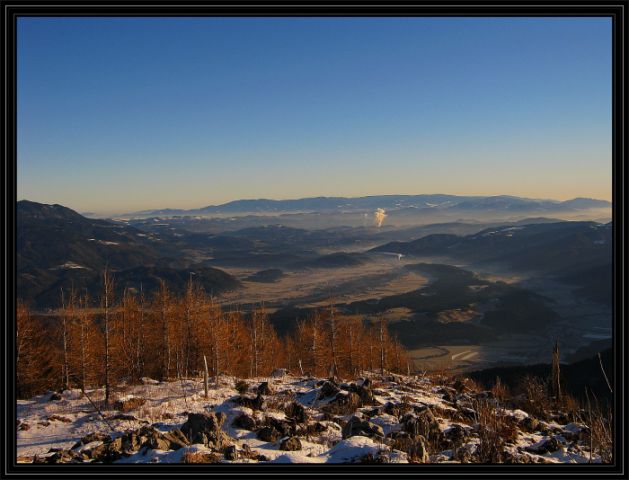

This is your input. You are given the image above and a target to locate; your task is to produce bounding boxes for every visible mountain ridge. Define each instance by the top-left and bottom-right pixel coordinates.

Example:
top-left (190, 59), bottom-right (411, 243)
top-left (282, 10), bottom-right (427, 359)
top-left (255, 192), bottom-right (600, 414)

top-left (122, 194), bottom-right (611, 218)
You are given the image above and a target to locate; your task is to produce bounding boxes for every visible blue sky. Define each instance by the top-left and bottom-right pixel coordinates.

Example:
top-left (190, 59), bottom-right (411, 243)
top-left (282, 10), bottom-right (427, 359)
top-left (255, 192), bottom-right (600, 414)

top-left (17, 17), bottom-right (612, 214)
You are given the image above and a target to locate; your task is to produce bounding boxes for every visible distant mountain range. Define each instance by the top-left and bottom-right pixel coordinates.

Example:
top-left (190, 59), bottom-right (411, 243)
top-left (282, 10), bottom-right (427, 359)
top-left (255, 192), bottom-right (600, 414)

top-left (16, 199), bottom-right (613, 309)
top-left (17, 201), bottom-right (241, 308)
top-left (125, 194), bottom-right (611, 217)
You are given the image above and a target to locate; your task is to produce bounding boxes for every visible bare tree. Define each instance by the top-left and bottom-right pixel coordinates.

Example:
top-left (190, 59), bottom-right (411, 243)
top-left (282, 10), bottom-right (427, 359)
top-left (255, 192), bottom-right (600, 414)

top-left (379, 315), bottom-right (387, 375)
top-left (327, 306), bottom-right (339, 379)
top-left (155, 279), bottom-right (171, 381)
top-left (550, 340), bottom-right (562, 405)
top-left (101, 268), bottom-right (114, 406)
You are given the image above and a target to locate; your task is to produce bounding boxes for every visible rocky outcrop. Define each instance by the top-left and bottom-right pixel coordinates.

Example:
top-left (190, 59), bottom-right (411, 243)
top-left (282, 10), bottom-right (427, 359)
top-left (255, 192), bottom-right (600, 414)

top-left (113, 396), bottom-right (146, 412)
top-left (181, 412), bottom-right (231, 450)
top-left (342, 416), bottom-right (384, 439)
top-left (232, 413), bottom-right (257, 431)
top-left (280, 436), bottom-right (302, 451)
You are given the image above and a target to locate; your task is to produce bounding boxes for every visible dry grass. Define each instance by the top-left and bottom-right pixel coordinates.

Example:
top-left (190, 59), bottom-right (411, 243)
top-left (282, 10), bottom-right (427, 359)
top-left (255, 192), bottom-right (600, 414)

top-left (490, 377), bottom-right (510, 402)
top-left (576, 393), bottom-right (613, 464)
top-left (472, 398), bottom-right (513, 463)
top-left (516, 375), bottom-right (550, 420)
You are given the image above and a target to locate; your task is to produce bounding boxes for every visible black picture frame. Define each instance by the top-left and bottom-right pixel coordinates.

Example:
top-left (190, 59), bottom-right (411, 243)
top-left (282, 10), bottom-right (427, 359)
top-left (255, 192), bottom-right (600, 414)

top-left (2, 2), bottom-right (626, 477)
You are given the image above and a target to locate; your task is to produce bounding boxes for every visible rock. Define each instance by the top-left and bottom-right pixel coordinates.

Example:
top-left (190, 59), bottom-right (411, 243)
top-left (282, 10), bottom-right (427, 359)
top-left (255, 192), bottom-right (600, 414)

top-left (526, 436), bottom-right (562, 454)
top-left (402, 409), bottom-right (441, 440)
top-left (267, 417), bottom-right (295, 437)
top-left (453, 378), bottom-right (469, 393)
top-left (232, 413), bottom-right (257, 431)
top-left (435, 386), bottom-right (457, 403)
top-left (280, 436), bottom-right (302, 451)
top-left (257, 426), bottom-right (281, 443)
top-left (72, 432), bottom-right (111, 450)
top-left (392, 434), bottom-right (429, 463)
top-left (257, 382), bottom-right (273, 396)
top-left (162, 429), bottom-right (190, 450)
top-left (475, 390), bottom-right (495, 400)
top-left (48, 392), bottom-right (62, 401)
top-left (181, 412), bottom-right (230, 450)
top-left (443, 424), bottom-right (468, 447)
top-left (113, 396), bottom-right (146, 412)
top-left (110, 413), bottom-right (137, 421)
top-left (18, 422), bottom-right (30, 431)
top-left (46, 450), bottom-right (81, 464)
top-left (224, 445), bottom-right (239, 460)
top-left (504, 451), bottom-right (533, 464)
top-left (553, 412), bottom-right (571, 424)
top-left (363, 407), bottom-right (381, 418)
top-left (236, 394), bottom-right (266, 411)
top-left (356, 385), bottom-right (376, 405)
top-left (235, 380), bottom-right (249, 395)
top-left (320, 381), bottom-right (341, 398)
top-left (47, 414), bottom-right (72, 423)
top-left (271, 368), bottom-right (288, 378)
top-left (453, 445), bottom-right (474, 463)
top-left (342, 416), bottom-right (384, 439)
top-left (519, 416), bottom-right (540, 433)
top-left (459, 407), bottom-right (477, 421)
top-left (121, 432), bottom-right (144, 453)
top-left (239, 443), bottom-right (257, 460)
top-left (285, 401), bottom-right (308, 423)
top-left (325, 391), bottom-right (361, 413)
top-left (140, 377), bottom-right (160, 385)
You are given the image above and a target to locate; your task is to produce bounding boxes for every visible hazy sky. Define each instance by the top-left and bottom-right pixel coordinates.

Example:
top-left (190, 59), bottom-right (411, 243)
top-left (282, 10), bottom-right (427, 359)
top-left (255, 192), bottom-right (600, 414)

top-left (17, 17), bottom-right (612, 214)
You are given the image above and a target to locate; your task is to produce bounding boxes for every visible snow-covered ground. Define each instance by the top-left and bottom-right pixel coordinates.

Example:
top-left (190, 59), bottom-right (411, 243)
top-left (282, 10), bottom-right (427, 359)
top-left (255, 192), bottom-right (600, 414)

top-left (16, 373), bottom-right (602, 464)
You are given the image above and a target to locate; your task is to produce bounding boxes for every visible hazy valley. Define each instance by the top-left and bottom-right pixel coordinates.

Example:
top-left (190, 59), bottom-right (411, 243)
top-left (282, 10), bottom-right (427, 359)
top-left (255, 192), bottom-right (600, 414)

top-left (18, 194), bottom-right (612, 373)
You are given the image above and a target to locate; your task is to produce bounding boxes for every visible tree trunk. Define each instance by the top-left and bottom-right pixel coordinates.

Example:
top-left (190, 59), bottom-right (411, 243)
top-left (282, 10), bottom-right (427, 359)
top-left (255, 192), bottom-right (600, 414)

top-left (203, 355), bottom-right (209, 399)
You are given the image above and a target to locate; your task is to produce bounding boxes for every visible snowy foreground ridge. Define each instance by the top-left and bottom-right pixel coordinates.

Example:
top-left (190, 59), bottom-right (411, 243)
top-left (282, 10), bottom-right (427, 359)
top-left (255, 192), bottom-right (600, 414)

top-left (17, 372), bottom-right (601, 464)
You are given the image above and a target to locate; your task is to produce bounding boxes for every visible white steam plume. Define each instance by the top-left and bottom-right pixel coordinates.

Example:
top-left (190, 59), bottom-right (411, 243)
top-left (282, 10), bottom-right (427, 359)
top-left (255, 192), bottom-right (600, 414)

top-left (373, 208), bottom-right (387, 228)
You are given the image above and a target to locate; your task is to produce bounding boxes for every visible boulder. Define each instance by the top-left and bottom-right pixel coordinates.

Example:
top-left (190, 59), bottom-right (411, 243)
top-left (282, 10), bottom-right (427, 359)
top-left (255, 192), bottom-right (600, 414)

top-left (320, 381), bottom-right (341, 398)
top-left (257, 426), bottom-right (281, 443)
top-left (181, 412), bottom-right (230, 450)
top-left (280, 436), bottom-right (302, 451)
top-left (257, 382), bottom-right (273, 396)
top-left (391, 434), bottom-right (429, 463)
top-left (232, 413), bottom-right (257, 431)
top-left (271, 368), bottom-right (288, 378)
top-left (113, 396), bottom-right (146, 412)
top-left (453, 378), bottom-right (469, 393)
top-left (342, 416), bottom-right (384, 439)
top-left (526, 436), bottom-right (563, 454)
top-left (236, 394), bottom-right (266, 411)
top-left (285, 402), bottom-right (308, 423)
top-left (444, 424), bottom-right (467, 444)
top-left (267, 417), bottom-right (295, 437)
top-left (47, 414), bottom-right (72, 423)
top-left (72, 432), bottom-right (111, 450)
top-left (402, 409), bottom-right (441, 440)
top-left (161, 429), bottom-right (190, 450)
top-left (45, 449), bottom-right (82, 464)
top-left (519, 416), bottom-right (541, 433)
top-left (224, 445), bottom-right (239, 461)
